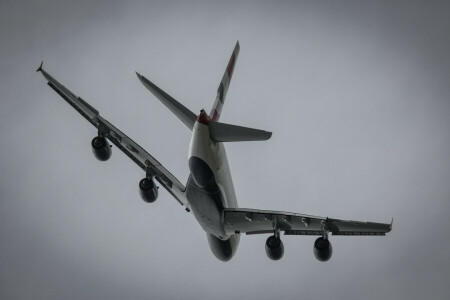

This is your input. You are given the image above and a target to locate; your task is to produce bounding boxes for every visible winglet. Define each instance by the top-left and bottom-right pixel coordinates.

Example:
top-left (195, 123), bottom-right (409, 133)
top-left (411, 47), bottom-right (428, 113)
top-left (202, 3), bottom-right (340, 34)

top-left (36, 61), bottom-right (43, 72)
top-left (389, 218), bottom-right (394, 231)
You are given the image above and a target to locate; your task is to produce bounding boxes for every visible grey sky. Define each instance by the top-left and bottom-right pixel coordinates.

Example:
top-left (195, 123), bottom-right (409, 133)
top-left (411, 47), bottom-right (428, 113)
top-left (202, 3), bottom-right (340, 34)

top-left (1, 0), bottom-right (450, 299)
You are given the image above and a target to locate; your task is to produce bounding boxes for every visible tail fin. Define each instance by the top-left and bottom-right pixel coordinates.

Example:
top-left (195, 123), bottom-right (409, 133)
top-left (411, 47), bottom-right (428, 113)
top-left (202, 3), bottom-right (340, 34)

top-left (210, 41), bottom-right (240, 121)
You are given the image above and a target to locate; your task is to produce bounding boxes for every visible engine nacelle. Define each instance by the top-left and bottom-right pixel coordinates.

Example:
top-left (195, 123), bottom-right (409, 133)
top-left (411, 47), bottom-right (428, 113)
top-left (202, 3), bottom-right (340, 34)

top-left (265, 236), bottom-right (284, 260)
top-left (313, 237), bottom-right (333, 262)
top-left (91, 137), bottom-right (112, 161)
top-left (139, 178), bottom-right (158, 203)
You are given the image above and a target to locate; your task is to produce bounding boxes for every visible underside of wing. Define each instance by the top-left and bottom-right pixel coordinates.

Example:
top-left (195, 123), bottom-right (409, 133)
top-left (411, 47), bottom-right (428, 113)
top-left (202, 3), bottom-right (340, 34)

top-left (223, 208), bottom-right (392, 236)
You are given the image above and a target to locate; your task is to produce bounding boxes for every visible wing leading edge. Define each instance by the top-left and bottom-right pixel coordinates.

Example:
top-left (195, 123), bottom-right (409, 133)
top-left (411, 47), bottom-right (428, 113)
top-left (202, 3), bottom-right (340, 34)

top-left (223, 208), bottom-right (392, 236)
top-left (37, 62), bottom-right (189, 209)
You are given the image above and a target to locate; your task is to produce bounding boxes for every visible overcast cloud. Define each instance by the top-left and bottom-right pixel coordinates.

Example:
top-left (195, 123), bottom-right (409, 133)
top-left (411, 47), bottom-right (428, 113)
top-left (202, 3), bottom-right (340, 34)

top-left (1, 0), bottom-right (450, 299)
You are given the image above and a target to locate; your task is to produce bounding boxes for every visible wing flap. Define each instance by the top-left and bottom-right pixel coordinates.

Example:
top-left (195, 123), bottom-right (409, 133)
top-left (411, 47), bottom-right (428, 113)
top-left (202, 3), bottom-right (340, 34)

top-left (46, 80), bottom-right (99, 127)
top-left (223, 208), bottom-right (325, 235)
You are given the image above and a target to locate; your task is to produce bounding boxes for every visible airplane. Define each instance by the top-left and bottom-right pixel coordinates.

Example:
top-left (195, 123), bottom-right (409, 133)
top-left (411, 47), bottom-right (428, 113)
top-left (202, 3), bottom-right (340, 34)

top-left (37, 41), bottom-right (392, 262)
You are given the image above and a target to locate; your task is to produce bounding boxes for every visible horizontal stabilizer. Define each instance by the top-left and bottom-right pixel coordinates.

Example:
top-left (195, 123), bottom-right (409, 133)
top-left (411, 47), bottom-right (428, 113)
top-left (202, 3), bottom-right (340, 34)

top-left (209, 121), bottom-right (272, 142)
top-left (136, 72), bottom-right (197, 130)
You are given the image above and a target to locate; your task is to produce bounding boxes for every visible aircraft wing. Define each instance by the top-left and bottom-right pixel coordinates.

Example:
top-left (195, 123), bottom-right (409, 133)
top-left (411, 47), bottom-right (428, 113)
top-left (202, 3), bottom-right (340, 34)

top-left (223, 208), bottom-right (392, 236)
top-left (37, 62), bottom-right (189, 209)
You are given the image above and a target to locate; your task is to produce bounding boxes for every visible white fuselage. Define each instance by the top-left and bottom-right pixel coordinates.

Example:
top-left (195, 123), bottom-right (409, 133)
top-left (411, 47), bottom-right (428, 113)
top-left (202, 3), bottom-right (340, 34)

top-left (189, 121), bottom-right (238, 208)
top-left (185, 118), bottom-right (240, 260)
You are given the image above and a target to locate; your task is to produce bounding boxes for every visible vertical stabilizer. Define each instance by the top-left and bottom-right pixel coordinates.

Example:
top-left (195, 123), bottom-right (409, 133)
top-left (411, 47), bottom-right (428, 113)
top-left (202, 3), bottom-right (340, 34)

top-left (210, 41), bottom-right (240, 121)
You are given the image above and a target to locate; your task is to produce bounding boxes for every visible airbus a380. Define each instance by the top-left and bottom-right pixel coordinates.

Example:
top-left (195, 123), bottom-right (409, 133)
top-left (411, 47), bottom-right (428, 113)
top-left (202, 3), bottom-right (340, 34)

top-left (37, 41), bottom-right (392, 262)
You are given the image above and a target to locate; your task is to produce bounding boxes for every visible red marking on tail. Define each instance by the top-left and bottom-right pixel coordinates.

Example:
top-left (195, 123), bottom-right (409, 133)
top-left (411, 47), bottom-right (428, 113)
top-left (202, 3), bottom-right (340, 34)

top-left (210, 109), bottom-right (220, 121)
top-left (196, 110), bottom-right (210, 125)
top-left (226, 53), bottom-right (236, 80)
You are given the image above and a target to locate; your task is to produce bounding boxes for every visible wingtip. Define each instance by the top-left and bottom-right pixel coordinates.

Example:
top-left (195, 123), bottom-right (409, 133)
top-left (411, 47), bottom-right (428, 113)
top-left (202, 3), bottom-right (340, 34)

top-left (36, 61), bottom-right (43, 72)
top-left (135, 71), bottom-right (144, 81)
top-left (385, 218), bottom-right (393, 233)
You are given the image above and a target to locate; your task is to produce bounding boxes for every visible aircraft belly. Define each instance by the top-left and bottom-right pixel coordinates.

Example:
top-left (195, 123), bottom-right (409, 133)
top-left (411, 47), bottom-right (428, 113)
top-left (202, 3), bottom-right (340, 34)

top-left (187, 120), bottom-right (238, 240)
top-left (214, 143), bottom-right (238, 208)
top-left (186, 174), bottom-right (227, 238)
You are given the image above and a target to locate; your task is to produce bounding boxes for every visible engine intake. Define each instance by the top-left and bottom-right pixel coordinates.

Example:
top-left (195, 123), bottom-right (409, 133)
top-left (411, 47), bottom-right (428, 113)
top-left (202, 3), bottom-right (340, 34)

top-left (139, 178), bottom-right (158, 203)
top-left (265, 236), bottom-right (284, 260)
top-left (91, 137), bottom-right (112, 161)
top-left (313, 237), bottom-right (333, 261)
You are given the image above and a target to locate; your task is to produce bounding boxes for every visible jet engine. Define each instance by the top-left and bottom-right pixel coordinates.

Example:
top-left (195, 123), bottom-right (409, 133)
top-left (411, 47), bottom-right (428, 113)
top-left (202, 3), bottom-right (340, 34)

top-left (265, 235), bottom-right (284, 260)
top-left (91, 136), bottom-right (112, 161)
top-left (313, 237), bottom-right (333, 261)
top-left (139, 178), bottom-right (158, 203)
